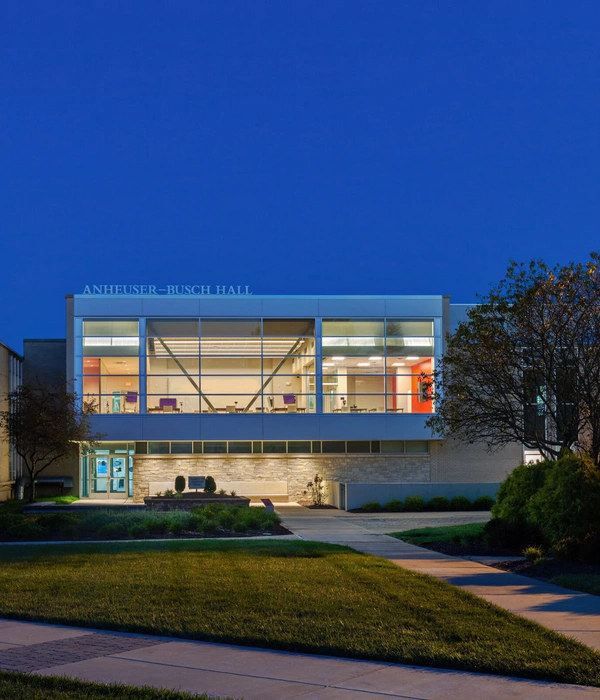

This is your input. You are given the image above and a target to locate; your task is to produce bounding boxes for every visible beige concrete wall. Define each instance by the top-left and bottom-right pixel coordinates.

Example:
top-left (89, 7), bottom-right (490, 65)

top-left (133, 453), bottom-right (431, 503)
top-left (430, 439), bottom-right (522, 484)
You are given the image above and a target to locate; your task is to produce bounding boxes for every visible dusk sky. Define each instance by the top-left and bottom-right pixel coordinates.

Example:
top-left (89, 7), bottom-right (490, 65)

top-left (2, 2), bottom-right (599, 352)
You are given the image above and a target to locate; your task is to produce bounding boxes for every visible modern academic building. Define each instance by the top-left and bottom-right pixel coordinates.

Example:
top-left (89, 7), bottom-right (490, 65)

top-left (63, 289), bottom-right (523, 508)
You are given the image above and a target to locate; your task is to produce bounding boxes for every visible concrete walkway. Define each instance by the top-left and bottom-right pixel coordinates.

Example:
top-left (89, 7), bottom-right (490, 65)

top-left (278, 505), bottom-right (600, 652)
top-left (0, 618), bottom-right (598, 699)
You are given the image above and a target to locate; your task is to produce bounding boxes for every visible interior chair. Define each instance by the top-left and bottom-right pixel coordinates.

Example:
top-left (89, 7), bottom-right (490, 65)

top-left (225, 405), bottom-right (237, 413)
top-left (162, 405), bottom-right (174, 413)
top-left (124, 392), bottom-right (138, 413)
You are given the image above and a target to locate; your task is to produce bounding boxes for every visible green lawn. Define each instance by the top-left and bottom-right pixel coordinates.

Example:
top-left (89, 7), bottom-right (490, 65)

top-left (35, 496), bottom-right (80, 504)
top-left (390, 523), bottom-right (486, 545)
top-left (551, 575), bottom-right (600, 597)
top-left (0, 671), bottom-right (229, 699)
top-left (0, 540), bottom-right (599, 686)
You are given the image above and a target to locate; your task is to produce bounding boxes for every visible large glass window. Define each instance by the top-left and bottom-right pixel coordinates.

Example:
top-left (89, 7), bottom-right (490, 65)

top-left (81, 315), bottom-right (435, 415)
top-left (322, 318), bottom-right (434, 413)
top-left (83, 320), bottom-right (140, 414)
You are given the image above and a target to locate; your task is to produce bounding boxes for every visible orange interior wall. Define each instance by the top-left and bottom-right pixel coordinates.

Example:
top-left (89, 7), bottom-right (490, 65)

top-left (411, 359), bottom-right (433, 413)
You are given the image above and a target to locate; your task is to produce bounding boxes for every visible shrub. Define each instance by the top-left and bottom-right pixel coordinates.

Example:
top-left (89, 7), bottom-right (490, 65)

top-left (528, 454), bottom-right (600, 546)
top-left (97, 522), bottom-right (128, 539)
top-left (35, 513), bottom-right (80, 537)
top-left (551, 537), bottom-right (580, 560)
top-left (404, 495), bottom-right (426, 512)
top-left (483, 518), bottom-right (543, 550)
top-left (491, 459), bottom-right (552, 524)
top-left (218, 489), bottom-right (227, 495)
top-left (174, 475), bottom-right (186, 493)
top-left (450, 495), bottom-right (472, 511)
top-left (427, 496), bottom-right (450, 511)
top-left (230, 490), bottom-right (237, 497)
top-left (79, 512), bottom-right (114, 533)
top-left (163, 489), bottom-right (175, 498)
top-left (201, 518), bottom-right (217, 534)
top-left (304, 474), bottom-right (326, 506)
top-left (261, 512), bottom-right (280, 531)
top-left (0, 514), bottom-right (27, 535)
top-left (383, 499), bottom-right (403, 512)
top-left (128, 523), bottom-right (150, 538)
top-left (523, 546), bottom-right (544, 562)
top-left (204, 476), bottom-right (217, 494)
top-left (148, 517), bottom-right (169, 535)
top-left (217, 509), bottom-right (236, 529)
top-left (169, 521), bottom-right (184, 536)
top-left (362, 501), bottom-right (381, 512)
top-left (472, 495), bottom-right (494, 511)
top-left (578, 531), bottom-right (600, 565)
top-left (232, 520), bottom-right (248, 533)
top-left (14, 521), bottom-right (45, 540)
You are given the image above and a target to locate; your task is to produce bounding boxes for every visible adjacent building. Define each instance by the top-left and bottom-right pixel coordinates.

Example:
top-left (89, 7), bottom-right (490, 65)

top-left (64, 291), bottom-right (522, 508)
top-left (0, 341), bottom-right (23, 500)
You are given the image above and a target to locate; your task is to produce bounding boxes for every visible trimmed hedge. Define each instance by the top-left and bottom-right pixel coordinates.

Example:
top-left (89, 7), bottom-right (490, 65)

top-left (360, 495), bottom-right (495, 513)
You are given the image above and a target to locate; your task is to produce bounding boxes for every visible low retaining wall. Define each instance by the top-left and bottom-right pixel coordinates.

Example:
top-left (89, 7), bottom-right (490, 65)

top-left (333, 482), bottom-right (501, 511)
top-left (144, 495), bottom-right (251, 511)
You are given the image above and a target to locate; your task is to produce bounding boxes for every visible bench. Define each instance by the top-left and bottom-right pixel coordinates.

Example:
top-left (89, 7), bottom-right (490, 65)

top-left (148, 480), bottom-right (288, 501)
top-left (35, 476), bottom-right (74, 496)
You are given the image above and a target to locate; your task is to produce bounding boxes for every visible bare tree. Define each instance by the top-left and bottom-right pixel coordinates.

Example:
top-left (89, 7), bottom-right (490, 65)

top-left (426, 254), bottom-right (600, 463)
top-left (0, 380), bottom-right (103, 501)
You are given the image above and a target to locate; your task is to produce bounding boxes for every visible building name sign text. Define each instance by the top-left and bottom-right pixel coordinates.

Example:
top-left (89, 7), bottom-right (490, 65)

top-left (82, 285), bottom-right (253, 296)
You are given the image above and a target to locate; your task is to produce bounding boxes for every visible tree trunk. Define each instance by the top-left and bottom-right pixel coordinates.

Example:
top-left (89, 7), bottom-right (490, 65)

top-left (28, 475), bottom-right (36, 503)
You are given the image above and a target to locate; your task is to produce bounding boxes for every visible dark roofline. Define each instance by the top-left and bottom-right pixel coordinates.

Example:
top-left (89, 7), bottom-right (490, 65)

top-left (23, 338), bottom-right (66, 343)
top-left (0, 341), bottom-right (23, 360)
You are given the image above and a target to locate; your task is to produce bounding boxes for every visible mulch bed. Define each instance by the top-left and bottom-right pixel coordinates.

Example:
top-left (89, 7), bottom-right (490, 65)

top-left (412, 541), bottom-right (519, 557)
top-left (0, 525), bottom-right (293, 543)
top-left (492, 558), bottom-right (600, 581)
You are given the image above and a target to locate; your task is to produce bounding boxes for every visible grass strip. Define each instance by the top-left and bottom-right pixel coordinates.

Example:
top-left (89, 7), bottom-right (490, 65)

top-left (551, 575), bottom-right (600, 597)
top-left (389, 523), bottom-right (486, 545)
top-left (0, 540), bottom-right (598, 686)
top-left (0, 670), bottom-right (230, 699)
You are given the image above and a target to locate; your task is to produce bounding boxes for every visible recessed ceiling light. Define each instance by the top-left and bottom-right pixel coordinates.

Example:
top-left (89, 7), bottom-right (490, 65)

top-left (369, 356), bottom-right (382, 360)
top-left (322, 363), bottom-right (334, 367)
top-left (406, 356), bottom-right (420, 361)
top-left (331, 356), bottom-right (345, 361)
top-left (392, 362), bottom-right (405, 367)
top-left (357, 362), bottom-right (371, 367)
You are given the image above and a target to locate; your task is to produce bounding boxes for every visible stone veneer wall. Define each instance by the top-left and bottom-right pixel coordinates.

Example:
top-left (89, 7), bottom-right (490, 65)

top-left (133, 454), bottom-right (431, 503)
top-left (133, 439), bottom-right (524, 504)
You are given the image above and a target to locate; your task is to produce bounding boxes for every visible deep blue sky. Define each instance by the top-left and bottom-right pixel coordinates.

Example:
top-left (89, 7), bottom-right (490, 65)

top-left (2, 2), bottom-right (599, 352)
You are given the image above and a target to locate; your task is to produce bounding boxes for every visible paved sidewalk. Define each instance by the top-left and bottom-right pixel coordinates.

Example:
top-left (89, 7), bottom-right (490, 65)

top-left (278, 505), bottom-right (600, 652)
top-left (0, 619), bottom-right (597, 699)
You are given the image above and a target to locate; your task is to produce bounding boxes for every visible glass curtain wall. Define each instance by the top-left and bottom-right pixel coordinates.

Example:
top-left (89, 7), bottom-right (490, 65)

top-left (81, 316), bottom-right (433, 415)
top-left (144, 318), bottom-right (316, 413)
top-left (147, 319), bottom-right (200, 413)
top-left (322, 319), bottom-right (434, 413)
top-left (82, 321), bottom-right (140, 414)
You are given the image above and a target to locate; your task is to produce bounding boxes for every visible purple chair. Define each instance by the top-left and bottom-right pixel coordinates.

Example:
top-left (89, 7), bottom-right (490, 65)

top-left (159, 398), bottom-right (178, 412)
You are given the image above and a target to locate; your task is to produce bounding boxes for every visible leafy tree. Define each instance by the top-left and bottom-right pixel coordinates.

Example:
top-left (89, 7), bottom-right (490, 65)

top-left (0, 380), bottom-right (103, 502)
top-left (426, 254), bottom-right (600, 463)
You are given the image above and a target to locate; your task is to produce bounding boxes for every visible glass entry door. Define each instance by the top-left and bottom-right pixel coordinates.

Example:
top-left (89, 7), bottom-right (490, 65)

top-left (110, 457), bottom-right (127, 494)
top-left (90, 456), bottom-right (128, 497)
